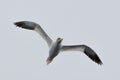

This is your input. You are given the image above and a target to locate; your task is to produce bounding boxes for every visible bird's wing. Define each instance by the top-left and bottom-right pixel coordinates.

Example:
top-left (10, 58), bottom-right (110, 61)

top-left (34, 25), bottom-right (52, 47)
top-left (14, 21), bottom-right (52, 47)
top-left (61, 45), bottom-right (103, 65)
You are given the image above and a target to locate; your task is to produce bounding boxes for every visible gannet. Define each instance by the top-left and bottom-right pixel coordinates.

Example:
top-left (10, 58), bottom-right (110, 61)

top-left (14, 21), bottom-right (103, 65)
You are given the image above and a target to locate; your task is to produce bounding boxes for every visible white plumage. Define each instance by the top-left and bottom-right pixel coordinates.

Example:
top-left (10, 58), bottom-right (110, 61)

top-left (14, 21), bottom-right (103, 65)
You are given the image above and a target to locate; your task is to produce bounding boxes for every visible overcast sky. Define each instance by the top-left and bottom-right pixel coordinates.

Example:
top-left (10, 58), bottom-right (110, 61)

top-left (0, 0), bottom-right (120, 80)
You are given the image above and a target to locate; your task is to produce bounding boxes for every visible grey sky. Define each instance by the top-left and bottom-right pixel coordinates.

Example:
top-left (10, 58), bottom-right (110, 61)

top-left (0, 0), bottom-right (120, 80)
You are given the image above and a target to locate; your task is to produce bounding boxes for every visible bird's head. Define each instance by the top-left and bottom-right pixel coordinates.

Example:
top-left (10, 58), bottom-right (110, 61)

top-left (56, 37), bottom-right (63, 44)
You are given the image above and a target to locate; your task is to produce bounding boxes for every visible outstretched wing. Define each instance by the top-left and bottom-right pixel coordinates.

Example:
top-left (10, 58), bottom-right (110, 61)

top-left (14, 21), bottom-right (52, 47)
top-left (61, 45), bottom-right (103, 65)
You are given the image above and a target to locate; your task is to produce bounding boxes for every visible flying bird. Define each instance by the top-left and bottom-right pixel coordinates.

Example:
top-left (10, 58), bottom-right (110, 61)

top-left (14, 21), bottom-right (103, 65)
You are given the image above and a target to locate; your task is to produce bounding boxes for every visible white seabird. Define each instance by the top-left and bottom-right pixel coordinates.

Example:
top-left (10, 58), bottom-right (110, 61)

top-left (14, 21), bottom-right (103, 65)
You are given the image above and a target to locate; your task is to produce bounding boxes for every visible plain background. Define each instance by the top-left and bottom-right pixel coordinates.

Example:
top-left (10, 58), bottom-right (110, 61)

top-left (0, 0), bottom-right (120, 80)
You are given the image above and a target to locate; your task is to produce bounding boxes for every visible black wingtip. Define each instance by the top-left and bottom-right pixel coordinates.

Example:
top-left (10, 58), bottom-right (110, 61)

top-left (99, 62), bottom-right (103, 65)
top-left (83, 45), bottom-right (103, 65)
top-left (14, 22), bottom-right (24, 27)
top-left (14, 21), bottom-right (35, 30)
top-left (93, 54), bottom-right (103, 65)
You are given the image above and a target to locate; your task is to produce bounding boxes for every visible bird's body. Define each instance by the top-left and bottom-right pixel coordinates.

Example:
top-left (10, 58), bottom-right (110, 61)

top-left (14, 21), bottom-right (103, 65)
top-left (47, 38), bottom-right (62, 64)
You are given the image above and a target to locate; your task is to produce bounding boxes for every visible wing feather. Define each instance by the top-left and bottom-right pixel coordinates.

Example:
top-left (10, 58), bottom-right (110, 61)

top-left (14, 21), bottom-right (52, 47)
top-left (61, 45), bottom-right (103, 65)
